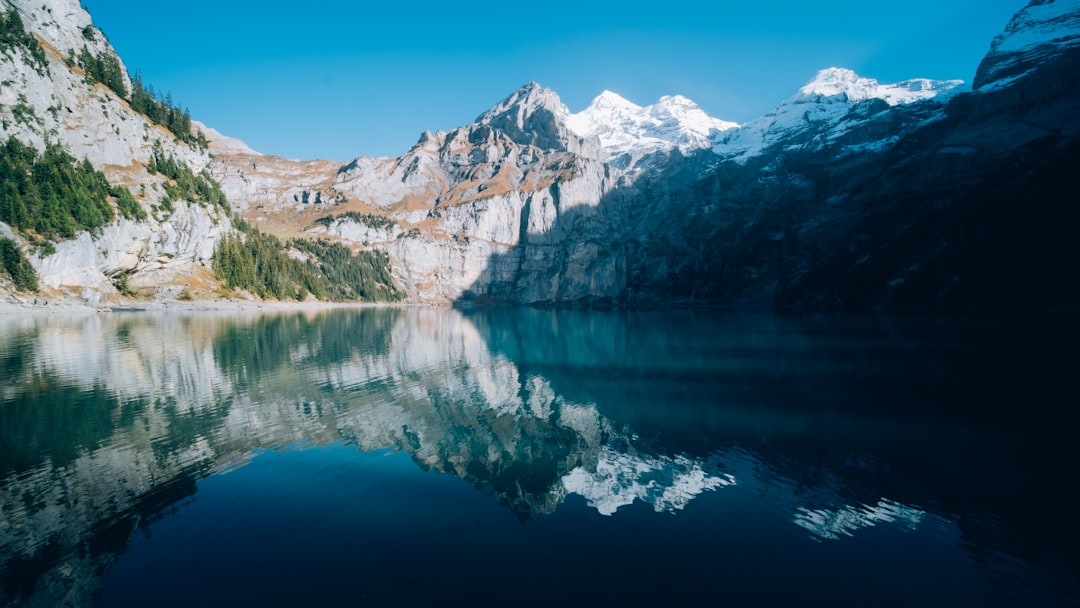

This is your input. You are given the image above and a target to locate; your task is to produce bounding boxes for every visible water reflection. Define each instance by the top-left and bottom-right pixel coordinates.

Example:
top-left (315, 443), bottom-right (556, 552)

top-left (794, 499), bottom-right (926, 541)
top-left (0, 309), bottom-right (1077, 606)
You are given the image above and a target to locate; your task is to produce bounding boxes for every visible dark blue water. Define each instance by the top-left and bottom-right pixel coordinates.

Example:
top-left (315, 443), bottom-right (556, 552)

top-left (1, 309), bottom-right (1077, 606)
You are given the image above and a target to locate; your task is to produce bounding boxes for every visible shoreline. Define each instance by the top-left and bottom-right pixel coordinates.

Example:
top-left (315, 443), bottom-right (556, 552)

top-left (0, 296), bottom-right (419, 315)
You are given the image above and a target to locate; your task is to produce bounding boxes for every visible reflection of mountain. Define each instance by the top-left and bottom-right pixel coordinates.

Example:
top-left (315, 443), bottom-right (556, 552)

top-left (464, 308), bottom-right (1080, 601)
top-left (1, 309), bottom-right (1077, 606)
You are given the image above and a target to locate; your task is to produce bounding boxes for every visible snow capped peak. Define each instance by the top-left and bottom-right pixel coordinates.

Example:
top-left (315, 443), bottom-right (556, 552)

top-left (987, 0), bottom-right (1080, 56)
top-left (655, 94), bottom-right (699, 110)
top-left (797, 68), bottom-right (964, 105)
top-left (713, 67), bottom-right (963, 163)
top-left (799, 67), bottom-right (872, 98)
top-left (566, 90), bottom-right (737, 161)
top-left (591, 90), bottom-right (642, 112)
top-left (974, 0), bottom-right (1080, 90)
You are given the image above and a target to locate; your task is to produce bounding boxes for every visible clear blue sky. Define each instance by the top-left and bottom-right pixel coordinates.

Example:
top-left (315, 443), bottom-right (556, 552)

top-left (81, 0), bottom-right (1025, 161)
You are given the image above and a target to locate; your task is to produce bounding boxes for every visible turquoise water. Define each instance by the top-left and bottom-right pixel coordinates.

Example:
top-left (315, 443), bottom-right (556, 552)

top-left (1, 308), bottom-right (1077, 606)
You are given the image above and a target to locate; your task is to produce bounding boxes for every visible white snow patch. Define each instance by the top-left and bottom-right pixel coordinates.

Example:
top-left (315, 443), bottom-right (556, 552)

top-left (987, 0), bottom-right (1080, 57)
top-left (560, 446), bottom-right (735, 516)
top-left (712, 68), bottom-right (962, 163)
top-left (797, 68), bottom-right (964, 106)
top-left (566, 90), bottom-right (738, 159)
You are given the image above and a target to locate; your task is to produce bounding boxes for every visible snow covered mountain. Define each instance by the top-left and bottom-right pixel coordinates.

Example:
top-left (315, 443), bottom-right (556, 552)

top-left (712, 68), bottom-right (965, 162)
top-left (974, 0), bottom-right (1080, 90)
top-left (565, 90), bottom-right (737, 167)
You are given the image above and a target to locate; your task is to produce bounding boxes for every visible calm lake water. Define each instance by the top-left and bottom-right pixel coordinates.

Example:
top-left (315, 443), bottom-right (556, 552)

top-left (1, 308), bottom-right (1078, 606)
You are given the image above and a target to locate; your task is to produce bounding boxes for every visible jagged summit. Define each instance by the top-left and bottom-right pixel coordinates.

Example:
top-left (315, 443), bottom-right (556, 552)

top-left (796, 67), bottom-right (965, 105)
top-left (974, 0), bottom-right (1080, 90)
top-left (474, 81), bottom-right (580, 152)
top-left (475, 81), bottom-right (567, 122)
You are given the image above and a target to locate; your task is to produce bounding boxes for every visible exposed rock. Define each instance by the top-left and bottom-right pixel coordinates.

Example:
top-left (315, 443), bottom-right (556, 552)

top-left (0, 0), bottom-right (229, 305)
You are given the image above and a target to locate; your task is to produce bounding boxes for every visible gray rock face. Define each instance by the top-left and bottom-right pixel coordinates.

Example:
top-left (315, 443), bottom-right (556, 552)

top-left (0, 0), bottom-right (229, 304)
top-left (211, 81), bottom-right (622, 305)
top-left (475, 81), bottom-right (597, 156)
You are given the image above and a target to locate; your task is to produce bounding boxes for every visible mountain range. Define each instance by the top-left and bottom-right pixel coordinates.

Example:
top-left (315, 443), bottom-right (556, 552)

top-left (1, 0), bottom-right (1079, 311)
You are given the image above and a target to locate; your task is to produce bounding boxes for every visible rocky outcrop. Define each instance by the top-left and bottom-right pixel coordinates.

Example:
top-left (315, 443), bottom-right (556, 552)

top-left (209, 82), bottom-right (621, 305)
top-left (0, 0), bottom-right (230, 305)
top-left (475, 81), bottom-right (596, 156)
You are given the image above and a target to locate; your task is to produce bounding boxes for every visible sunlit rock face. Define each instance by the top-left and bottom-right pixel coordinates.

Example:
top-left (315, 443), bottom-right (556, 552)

top-left (0, 0), bottom-right (230, 304)
top-left (209, 82), bottom-right (622, 305)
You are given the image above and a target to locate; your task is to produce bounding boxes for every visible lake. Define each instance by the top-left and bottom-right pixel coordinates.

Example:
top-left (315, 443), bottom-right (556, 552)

top-left (1, 308), bottom-right (1078, 606)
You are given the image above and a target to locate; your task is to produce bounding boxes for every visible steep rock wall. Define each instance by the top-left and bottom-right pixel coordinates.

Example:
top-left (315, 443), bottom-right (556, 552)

top-left (0, 0), bottom-right (230, 305)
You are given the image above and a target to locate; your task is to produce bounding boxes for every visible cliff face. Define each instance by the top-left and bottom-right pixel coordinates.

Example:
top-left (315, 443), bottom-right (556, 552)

top-left (647, 0), bottom-right (1080, 311)
top-left (0, 0), bottom-right (229, 305)
top-left (209, 83), bottom-right (619, 304)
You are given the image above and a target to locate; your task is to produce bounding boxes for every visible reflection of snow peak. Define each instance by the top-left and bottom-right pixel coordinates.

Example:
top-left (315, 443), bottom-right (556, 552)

top-left (560, 446), bottom-right (735, 516)
top-left (793, 499), bottom-right (925, 540)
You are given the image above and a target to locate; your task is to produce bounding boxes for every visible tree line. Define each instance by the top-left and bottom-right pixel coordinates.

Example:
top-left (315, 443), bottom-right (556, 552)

top-left (0, 236), bottom-right (38, 291)
top-left (72, 47), bottom-right (208, 149)
top-left (0, 136), bottom-right (144, 242)
top-left (148, 142), bottom-right (228, 212)
top-left (0, 9), bottom-right (48, 73)
top-left (129, 70), bottom-right (206, 148)
top-left (213, 224), bottom-right (402, 303)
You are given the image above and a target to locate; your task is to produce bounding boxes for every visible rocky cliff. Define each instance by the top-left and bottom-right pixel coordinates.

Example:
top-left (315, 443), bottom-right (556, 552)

top-left (0, 0), bottom-right (229, 306)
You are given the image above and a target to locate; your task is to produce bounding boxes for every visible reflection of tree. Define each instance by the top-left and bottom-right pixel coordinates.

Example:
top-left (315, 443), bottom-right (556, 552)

top-left (212, 309), bottom-right (400, 389)
top-left (0, 378), bottom-right (143, 476)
